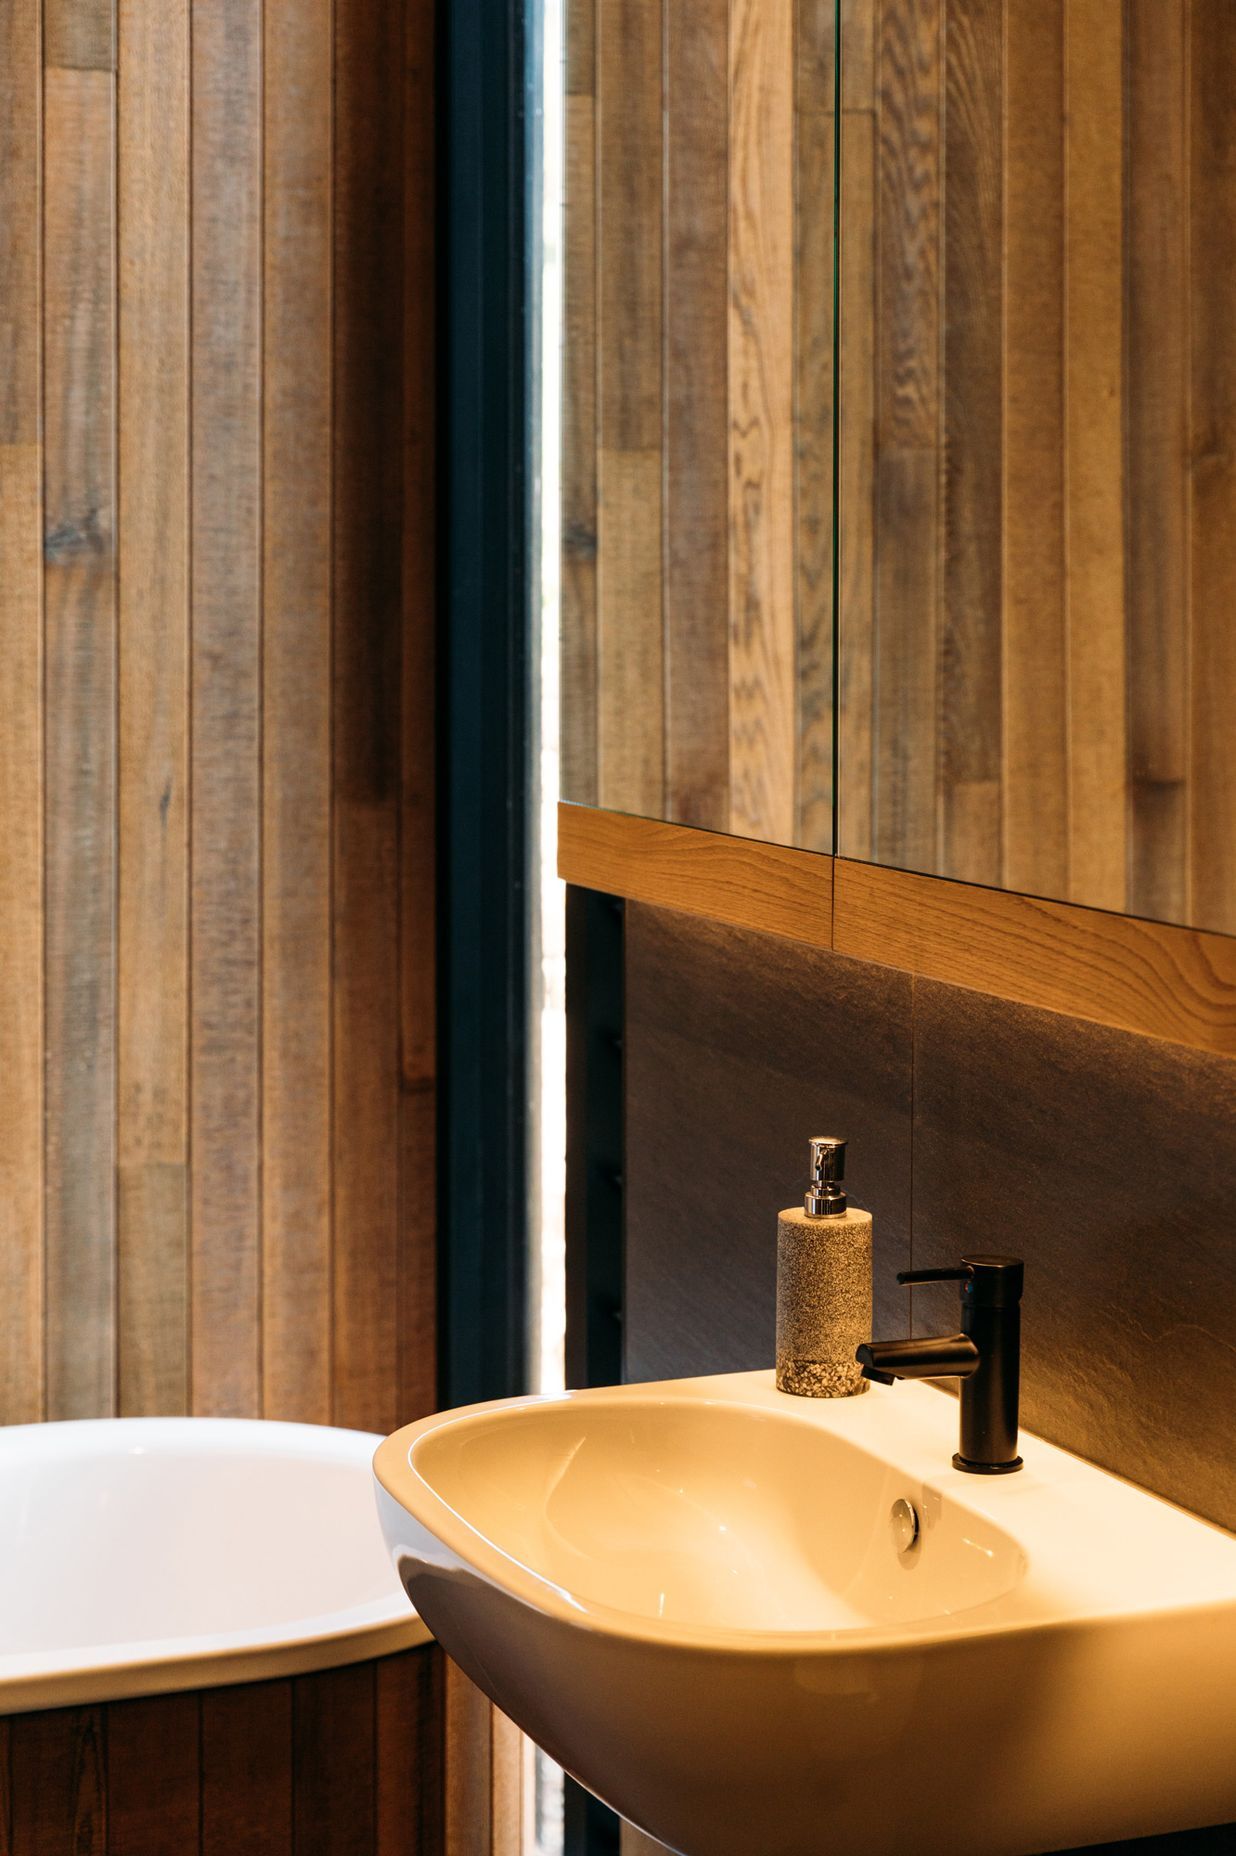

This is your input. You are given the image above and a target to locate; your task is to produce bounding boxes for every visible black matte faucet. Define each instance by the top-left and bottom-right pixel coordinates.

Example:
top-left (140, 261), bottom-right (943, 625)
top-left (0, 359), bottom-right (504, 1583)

top-left (855, 1256), bottom-right (1024, 1474)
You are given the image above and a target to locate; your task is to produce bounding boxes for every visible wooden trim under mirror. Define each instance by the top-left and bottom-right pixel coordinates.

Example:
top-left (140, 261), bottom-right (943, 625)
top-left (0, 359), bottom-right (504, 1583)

top-left (557, 805), bottom-right (834, 946)
top-left (558, 805), bottom-right (1236, 1060)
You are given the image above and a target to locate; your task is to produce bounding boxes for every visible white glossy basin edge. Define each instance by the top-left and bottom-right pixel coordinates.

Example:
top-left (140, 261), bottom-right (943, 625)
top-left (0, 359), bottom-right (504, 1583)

top-left (0, 1417), bottom-right (429, 1714)
top-left (375, 1369), bottom-right (1236, 1856)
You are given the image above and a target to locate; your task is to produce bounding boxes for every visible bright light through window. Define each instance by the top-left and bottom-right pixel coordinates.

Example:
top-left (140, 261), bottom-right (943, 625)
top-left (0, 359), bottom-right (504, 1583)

top-left (526, 0), bottom-right (566, 1848)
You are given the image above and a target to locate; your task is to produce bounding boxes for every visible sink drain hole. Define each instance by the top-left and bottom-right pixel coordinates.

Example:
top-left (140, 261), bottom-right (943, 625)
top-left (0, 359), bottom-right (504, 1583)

top-left (890, 1497), bottom-right (920, 1556)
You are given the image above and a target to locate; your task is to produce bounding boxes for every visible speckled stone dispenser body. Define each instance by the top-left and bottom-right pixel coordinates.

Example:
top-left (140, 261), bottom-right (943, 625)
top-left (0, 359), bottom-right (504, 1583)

top-left (776, 1205), bottom-right (872, 1397)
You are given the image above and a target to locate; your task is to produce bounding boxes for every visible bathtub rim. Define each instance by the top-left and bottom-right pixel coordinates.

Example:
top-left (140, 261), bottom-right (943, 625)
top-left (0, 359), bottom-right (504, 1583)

top-left (0, 1414), bottom-right (431, 1715)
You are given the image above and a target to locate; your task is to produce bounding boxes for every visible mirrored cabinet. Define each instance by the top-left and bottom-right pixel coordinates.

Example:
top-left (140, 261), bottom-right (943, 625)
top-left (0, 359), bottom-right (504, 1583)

top-left (562, 0), bottom-right (836, 851)
top-left (562, 0), bottom-right (1236, 942)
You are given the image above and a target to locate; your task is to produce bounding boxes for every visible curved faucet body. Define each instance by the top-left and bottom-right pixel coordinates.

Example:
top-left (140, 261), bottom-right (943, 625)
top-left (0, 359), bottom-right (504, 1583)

top-left (856, 1256), bottom-right (1024, 1474)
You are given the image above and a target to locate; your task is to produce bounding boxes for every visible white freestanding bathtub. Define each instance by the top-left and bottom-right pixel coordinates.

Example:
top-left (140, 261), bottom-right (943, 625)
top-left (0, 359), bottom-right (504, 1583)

top-left (0, 1416), bottom-right (429, 1714)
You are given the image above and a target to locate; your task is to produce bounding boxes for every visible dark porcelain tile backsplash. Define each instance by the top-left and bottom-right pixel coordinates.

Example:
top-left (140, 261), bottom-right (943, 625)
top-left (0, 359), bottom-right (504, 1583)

top-left (621, 904), bottom-right (1236, 1856)
top-left (911, 979), bottom-right (1236, 1533)
top-left (624, 906), bottom-right (913, 1384)
top-left (624, 904), bottom-right (1236, 1532)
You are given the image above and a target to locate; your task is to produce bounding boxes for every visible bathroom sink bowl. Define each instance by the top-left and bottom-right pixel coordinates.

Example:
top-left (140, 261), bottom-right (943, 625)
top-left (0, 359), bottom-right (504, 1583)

top-left (374, 1371), bottom-right (1236, 1855)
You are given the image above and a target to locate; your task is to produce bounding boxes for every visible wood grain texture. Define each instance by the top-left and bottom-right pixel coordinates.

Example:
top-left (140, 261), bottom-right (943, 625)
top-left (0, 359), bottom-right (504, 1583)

top-left (665, 0), bottom-right (729, 831)
top-left (400, 0), bottom-right (440, 1429)
top-left (107, 1693), bottom-right (201, 1855)
top-left (0, 1), bottom-right (443, 1756)
top-left (566, 0), bottom-right (595, 96)
top-left (559, 803), bottom-right (835, 948)
top-left (332, 811), bottom-right (401, 1441)
top-left (398, 1075), bottom-right (438, 1426)
top-left (0, 0), bottom-right (41, 1434)
top-left (377, 1647), bottom-right (445, 1855)
top-left (1126, 1), bottom-right (1188, 929)
top-left (0, 0), bottom-right (40, 445)
top-left (0, 0), bottom-right (39, 1437)
top-left (293, 1663), bottom-right (376, 1856)
top-left (332, 0), bottom-right (405, 1435)
top-left (597, 0), bottom-right (662, 452)
top-left (0, 0), bottom-right (439, 1447)
top-left (795, 0), bottom-right (836, 852)
top-left (1000, 0), bottom-right (1067, 900)
top-left (190, 0), bottom-right (263, 1417)
top-left (488, 1709), bottom-right (523, 1856)
top-left (201, 1681), bottom-right (293, 1856)
top-left (872, 0), bottom-right (940, 873)
top-left (596, 0), bottom-right (664, 819)
top-left (9, 1708), bottom-right (106, 1856)
top-left (729, 0), bottom-right (796, 843)
top-left (117, 0), bottom-right (190, 1418)
top-left (872, 449), bottom-right (939, 870)
top-left (0, 1719), bottom-right (11, 1856)
top-left (45, 0), bottom-right (115, 73)
top-left (563, 0), bottom-right (838, 852)
top-left (837, 105), bottom-right (875, 862)
top-left (837, 0), bottom-right (1233, 935)
top-left (1189, 0), bottom-right (1236, 936)
top-left (875, 0), bottom-right (940, 453)
top-left (565, 0), bottom-right (1236, 952)
top-left (841, 0), bottom-right (875, 110)
top-left (0, 448), bottom-right (44, 1427)
top-left (43, 67), bottom-right (118, 1421)
top-left (621, 1830), bottom-right (668, 1856)
top-left (1064, 0), bottom-right (1126, 913)
top-left (0, 1652), bottom-right (448, 1856)
top-left (444, 1662), bottom-right (491, 1856)
top-left (834, 857), bottom-right (1236, 1057)
top-left (560, 92), bottom-right (598, 808)
top-left (939, 0), bottom-right (1001, 886)
top-left (118, 1162), bottom-right (190, 1419)
top-left (570, 803), bottom-right (1236, 1059)
top-left (597, 449), bottom-right (664, 815)
top-left (262, 0), bottom-right (333, 1427)
top-left (799, 0), bottom-right (835, 101)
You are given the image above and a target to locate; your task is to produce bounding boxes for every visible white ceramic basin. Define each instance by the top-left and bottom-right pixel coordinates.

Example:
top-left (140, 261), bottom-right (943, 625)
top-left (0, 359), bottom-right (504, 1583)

top-left (374, 1370), bottom-right (1236, 1856)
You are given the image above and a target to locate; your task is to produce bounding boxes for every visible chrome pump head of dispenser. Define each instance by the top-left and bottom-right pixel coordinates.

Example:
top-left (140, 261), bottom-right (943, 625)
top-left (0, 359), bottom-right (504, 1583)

top-left (805, 1137), bottom-right (847, 1217)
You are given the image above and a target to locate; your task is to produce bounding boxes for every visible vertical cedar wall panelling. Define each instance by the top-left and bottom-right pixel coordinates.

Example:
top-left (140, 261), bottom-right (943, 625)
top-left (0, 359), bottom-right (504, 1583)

top-left (839, 0), bottom-right (1236, 934)
top-left (562, 0), bottom-right (836, 848)
top-left (0, 0), bottom-right (44, 1428)
top-left (0, 9), bottom-right (523, 1847)
top-left (568, 0), bottom-right (1236, 943)
top-left (0, 0), bottom-right (437, 1437)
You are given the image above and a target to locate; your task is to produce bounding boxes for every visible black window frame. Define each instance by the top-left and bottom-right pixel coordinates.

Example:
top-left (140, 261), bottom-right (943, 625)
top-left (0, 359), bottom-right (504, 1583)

top-left (438, 0), bottom-right (532, 1411)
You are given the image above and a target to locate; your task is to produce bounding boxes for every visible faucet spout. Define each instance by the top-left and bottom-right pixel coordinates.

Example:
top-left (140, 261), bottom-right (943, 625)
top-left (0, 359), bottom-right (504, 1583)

top-left (855, 1255), bottom-right (1024, 1475)
top-left (855, 1334), bottom-right (980, 1385)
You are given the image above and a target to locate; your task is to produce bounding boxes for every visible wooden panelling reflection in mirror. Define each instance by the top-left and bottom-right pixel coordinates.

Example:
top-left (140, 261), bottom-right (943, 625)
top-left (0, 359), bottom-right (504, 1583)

top-left (839, 0), bottom-right (1236, 935)
top-left (564, 0), bottom-right (1236, 942)
top-left (561, 0), bottom-right (836, 850)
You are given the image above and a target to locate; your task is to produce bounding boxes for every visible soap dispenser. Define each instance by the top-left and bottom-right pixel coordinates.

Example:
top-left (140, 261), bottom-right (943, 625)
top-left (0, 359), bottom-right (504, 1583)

top-left (776, 1137), bottom-right (872, 1397)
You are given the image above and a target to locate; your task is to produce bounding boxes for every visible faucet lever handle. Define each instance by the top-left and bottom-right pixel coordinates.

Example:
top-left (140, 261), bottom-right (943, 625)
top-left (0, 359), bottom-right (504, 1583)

top-left (899, 1256), bottom-right (1025, 1306)
top-left (896, 1266), bottom-right (973, 1286)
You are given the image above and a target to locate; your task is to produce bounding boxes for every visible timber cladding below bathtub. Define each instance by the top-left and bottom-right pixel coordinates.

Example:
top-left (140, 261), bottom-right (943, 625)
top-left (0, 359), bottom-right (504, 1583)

top-left (0, 1651), bottom-right (525, 1856)
top-left (0, 1649), bottom-right (442, 1854)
